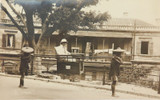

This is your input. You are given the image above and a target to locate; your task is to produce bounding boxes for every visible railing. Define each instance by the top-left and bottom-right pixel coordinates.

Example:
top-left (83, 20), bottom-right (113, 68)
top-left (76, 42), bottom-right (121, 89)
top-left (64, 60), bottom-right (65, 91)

top-left (84, 55), bottom-right (131, 63)
top-left (0, 18), bottom-right (23, 25)
top-left (33, 54), bottom-right (132, 68)
top-left (81, 24), bottom-right (160, 32)
top-left (0, 58), bottom-right (21, 74)
top-left (95, 25), bottom-right (134, 31)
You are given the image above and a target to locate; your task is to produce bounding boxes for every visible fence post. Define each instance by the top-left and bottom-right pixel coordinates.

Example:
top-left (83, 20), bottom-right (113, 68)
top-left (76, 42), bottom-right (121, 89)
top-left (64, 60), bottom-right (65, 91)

top-left (158, 72), bottom-right (160, 94)
top-left (2, 60), bottom-right (4, 73)
top-left (30, 54), bottom-right (34, 75)
top-left (103, 65), bottom-right (106, 85)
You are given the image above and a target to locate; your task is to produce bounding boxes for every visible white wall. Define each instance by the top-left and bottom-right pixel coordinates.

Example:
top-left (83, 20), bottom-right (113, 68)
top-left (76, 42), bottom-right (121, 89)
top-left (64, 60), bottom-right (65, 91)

top-left (134, 32), bottom-right (160, 61)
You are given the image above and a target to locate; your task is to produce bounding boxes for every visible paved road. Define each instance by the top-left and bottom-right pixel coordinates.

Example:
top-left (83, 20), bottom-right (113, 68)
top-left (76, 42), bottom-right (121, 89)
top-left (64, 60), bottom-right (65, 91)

top-left (0, 76), bottom-right (158, 100)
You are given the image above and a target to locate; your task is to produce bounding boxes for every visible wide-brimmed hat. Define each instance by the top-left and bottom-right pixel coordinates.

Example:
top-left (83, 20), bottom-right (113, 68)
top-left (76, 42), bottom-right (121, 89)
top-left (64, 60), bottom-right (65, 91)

top-left (60, 38), bottom-right (68, 44)
top-left (22, 47), bottom-right (34, 53)
top-left (113, 47), bottom-right (124, 53)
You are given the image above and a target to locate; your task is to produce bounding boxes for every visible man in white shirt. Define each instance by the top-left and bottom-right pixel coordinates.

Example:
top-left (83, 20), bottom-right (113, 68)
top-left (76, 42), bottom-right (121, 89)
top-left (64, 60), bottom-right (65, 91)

top-left (55, 38), bottom-right (71, 55)
top-left (55, 38), bottom-right (75, 62)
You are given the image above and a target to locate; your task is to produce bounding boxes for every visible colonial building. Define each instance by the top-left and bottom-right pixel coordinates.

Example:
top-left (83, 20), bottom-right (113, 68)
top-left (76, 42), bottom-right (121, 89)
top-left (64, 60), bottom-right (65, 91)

top-left (0, 18), bottom-right (22, 73)
top-left (1, 15), bottom-right (160, 80)
top-left (68, 19), bottom-right (160, 80)
top-left (37, 18), bottom-right (160, 81)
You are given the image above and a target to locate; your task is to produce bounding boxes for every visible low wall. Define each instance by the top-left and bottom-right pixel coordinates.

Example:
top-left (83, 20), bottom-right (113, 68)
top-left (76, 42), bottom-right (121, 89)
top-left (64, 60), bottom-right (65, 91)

top-left (84, 63), bottom-right (160, 91)
top-left (118, 64), bottom-right (160, 91)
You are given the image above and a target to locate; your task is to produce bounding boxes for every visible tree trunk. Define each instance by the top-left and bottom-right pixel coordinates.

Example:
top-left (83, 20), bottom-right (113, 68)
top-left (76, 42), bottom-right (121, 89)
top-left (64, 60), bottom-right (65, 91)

top-left (24, 7), bottom-right (36, 48)
top-left (23, 7), bottom-right (36, 75)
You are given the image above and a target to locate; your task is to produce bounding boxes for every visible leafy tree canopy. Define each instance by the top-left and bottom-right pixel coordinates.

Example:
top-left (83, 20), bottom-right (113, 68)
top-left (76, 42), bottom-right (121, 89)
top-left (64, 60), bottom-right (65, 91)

top-left (1, 0), bottom-right (110, 48)
top-left (14, 0), bottom-right (109, 33)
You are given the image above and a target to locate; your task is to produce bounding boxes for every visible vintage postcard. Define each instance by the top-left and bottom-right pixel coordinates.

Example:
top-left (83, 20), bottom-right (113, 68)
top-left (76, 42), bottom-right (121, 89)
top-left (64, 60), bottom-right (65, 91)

top-left (0, 0), bottom-right (160, 100)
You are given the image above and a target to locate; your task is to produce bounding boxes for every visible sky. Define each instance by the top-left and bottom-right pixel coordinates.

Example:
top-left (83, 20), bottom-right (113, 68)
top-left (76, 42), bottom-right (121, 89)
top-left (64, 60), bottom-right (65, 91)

top-left (1, 0), bottom-right (160, 25)
top-left (85, 0), bottom-right (160, 25)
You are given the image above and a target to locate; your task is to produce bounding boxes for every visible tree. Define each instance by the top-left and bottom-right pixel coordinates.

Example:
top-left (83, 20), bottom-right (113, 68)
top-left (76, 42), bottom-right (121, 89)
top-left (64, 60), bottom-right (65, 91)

top-left (1, 0), bottom-right (110, 51)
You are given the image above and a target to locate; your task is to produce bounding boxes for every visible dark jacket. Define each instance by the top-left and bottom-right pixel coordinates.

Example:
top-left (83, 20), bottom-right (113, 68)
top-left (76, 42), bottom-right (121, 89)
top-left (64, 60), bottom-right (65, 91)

top-left (109, 56), bottom-right (123, 78)
top-left (19, 53), bottom-right (31, 73)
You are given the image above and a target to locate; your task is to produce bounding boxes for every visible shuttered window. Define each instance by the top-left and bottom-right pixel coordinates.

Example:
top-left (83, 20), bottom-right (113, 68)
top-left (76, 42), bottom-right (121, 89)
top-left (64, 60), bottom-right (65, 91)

top-left (141, 42), bottom-right (149, 54)
top-left (2, 34), bottom-right (15, 48)
top-left (2, 34), bottom-right (6, 47)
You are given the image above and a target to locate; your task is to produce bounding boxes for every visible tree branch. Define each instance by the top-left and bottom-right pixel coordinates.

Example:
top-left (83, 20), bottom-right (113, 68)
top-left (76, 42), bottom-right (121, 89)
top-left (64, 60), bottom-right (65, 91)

top-left (6, 0), bottom-right (28, 33)
top-left (36, 13), bottom-right (52, 50)
top-left (1, 3), bottom-right (28, 41)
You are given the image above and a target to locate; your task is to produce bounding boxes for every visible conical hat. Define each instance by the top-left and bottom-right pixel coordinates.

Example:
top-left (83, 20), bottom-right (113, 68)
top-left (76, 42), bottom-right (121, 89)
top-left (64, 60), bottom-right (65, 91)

top-left (22, 47), bottom-right (34, 53)
top-left (113, 47), bottom-right (124, 53)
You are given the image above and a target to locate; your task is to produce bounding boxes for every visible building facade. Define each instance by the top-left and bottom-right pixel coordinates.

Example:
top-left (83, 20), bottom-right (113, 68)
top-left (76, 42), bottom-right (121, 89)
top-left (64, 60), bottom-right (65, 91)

top-left (1, 17), bottom-right (160, 80)
top-left (37, 19), bottom-right (160, 81)
top-left (0, 18), bottom-right (22, 73)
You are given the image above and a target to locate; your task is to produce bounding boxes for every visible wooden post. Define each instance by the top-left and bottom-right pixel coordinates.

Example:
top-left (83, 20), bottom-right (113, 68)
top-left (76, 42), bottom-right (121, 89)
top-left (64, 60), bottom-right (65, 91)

top-left (102, 39), bottom-right (105, 61)
top-left (2, 60), bottom-right (4, 73)
top-left (103, 65), bottom-right (106, 85)
top-left (103, 39), bottom-right (105, 50)
top-left (76, 37), bottom-right (78, 47)
top-left (48, 37), bottom-right (51, 54)
top-left (30, 54), bottom-right (34, 75)
top-left (112, 43), bottom-right (114, 49)
top-left (158, 73), bottom-right (160, 94)
top-left (132, 19), bottom-right (136, 61)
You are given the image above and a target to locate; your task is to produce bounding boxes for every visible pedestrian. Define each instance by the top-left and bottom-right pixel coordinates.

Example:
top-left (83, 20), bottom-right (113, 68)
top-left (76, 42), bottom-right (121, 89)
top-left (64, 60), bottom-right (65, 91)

top-left (109, 47), bottom-right (123, 97)
top-left (19, 45), bottom-right (33, 87)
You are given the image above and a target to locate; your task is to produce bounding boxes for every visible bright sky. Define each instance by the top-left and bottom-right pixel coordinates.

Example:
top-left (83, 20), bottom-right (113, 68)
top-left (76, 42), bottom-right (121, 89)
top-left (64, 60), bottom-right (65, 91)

top-left (1, 0), bottom-right (160, 25)
top-left (85, 0), bottom-right (160, 25)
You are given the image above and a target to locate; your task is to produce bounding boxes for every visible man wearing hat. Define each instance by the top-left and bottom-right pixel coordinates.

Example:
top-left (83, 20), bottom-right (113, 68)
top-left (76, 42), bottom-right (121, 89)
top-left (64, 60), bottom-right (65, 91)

top-left (109, 47), bottom-right (123, 97)
top-left (55, 38), bottom-right (71, 55)
top-left (19, 45), bottom-right (33, 87)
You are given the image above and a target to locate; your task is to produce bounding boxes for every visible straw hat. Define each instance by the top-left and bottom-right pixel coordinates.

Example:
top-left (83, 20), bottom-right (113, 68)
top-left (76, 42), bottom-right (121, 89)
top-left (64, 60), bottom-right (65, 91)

top-left (22, 47), bottom-right (34, 53)
top-left (113, 47), bottom-right (124, 53)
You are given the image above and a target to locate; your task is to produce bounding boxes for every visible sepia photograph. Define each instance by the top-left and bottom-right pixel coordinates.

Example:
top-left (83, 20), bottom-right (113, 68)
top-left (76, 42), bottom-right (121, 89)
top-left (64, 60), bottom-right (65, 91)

top-left (0, 0), bottom-right (160, 100)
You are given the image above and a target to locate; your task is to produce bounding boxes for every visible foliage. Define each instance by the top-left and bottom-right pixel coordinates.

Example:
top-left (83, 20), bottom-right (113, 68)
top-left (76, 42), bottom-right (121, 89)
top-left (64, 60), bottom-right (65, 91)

top-left (2, 0), bottom-right (110, 48)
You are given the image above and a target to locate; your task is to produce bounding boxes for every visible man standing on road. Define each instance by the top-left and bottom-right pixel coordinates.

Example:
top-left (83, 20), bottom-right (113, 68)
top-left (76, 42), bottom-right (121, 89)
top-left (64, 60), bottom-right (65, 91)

top-left (109, 47), bottom-right (123, 97)
top-left (19, 45), bottom-right (33, 87)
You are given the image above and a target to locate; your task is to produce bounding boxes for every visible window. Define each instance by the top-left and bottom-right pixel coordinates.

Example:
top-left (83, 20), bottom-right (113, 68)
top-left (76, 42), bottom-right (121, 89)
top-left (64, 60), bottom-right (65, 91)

top-left (71, 47), bottom-right (80, 53)
top-left (141, 41), bottom-right (149, 54)
top-left (2, 34), bottom-right (15, 48)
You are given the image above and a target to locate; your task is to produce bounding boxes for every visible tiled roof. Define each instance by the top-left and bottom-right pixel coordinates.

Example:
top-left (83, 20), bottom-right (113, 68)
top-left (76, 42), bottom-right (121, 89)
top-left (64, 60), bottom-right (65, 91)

top-left (105, 18), bottom-right (153, 26)
top-left (93, 18), bottom-right (160, 32)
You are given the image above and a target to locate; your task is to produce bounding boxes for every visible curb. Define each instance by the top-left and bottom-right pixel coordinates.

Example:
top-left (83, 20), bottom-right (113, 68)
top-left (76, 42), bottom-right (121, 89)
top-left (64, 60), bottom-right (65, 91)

top-left (1, 73), bottom-right (160, 99)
